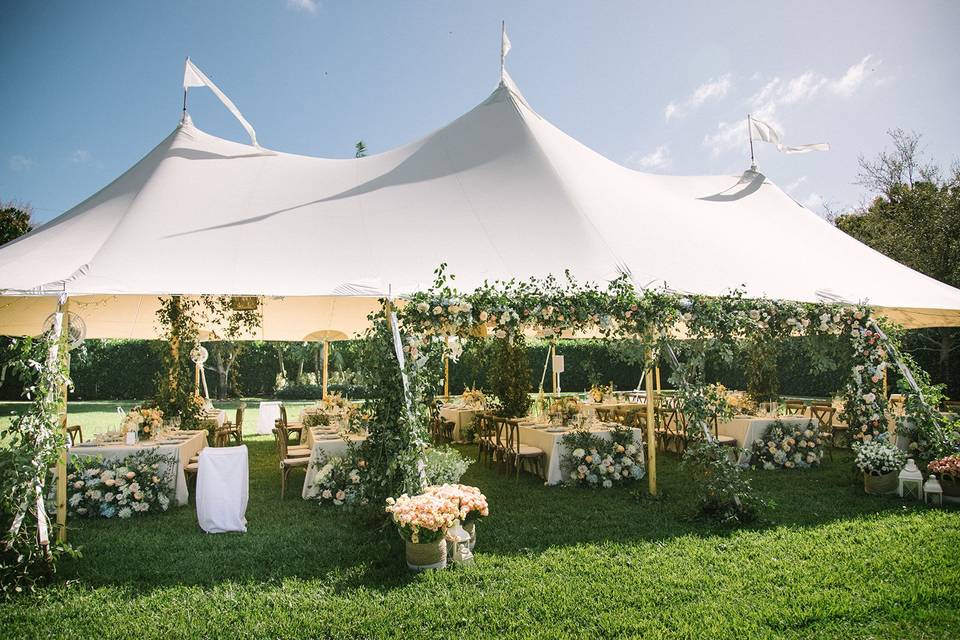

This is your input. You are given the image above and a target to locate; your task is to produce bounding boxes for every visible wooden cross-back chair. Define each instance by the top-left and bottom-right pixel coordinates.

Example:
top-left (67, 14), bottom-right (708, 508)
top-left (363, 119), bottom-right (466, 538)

top-left (215, 403), bottom-right (245, 447)
top-left (279, 405), bottom-right (304, 444)
top-left (272, 424), bottom-right (310, 499)
top-left (475, 413), bottom-right (498, 467)
top-left (503, 419), bottom-right (545, 480)
top-left (784, 400), bottom-right (806, 416)
top-left (809, 404), bottom-right (841, 460)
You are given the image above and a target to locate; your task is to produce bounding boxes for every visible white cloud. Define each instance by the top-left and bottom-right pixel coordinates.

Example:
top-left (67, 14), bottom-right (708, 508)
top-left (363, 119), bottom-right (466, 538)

top-left (71, 149), bottom-right (92, 164)
top-left (784, 176), bottom-right (807, 193)
top-left (665, 74), bottom-right (732, 121)
top-left (286, 0), bottom-right (319, 13)
top-left (627, 144), bottom-right (671, 170)
top-left (829, 54), bottom-right (876, 97)
top-left (8, 155), bottom-right (35, 171)
top-left (705, 54), bottom-right (881, 157)
top-left (802, 192), bottom-right (825, 211)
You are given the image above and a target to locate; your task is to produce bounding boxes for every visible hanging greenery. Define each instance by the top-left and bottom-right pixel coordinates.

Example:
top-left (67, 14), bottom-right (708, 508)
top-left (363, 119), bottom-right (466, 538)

top-left (390, 264), bottom-right (958, 522)
top-left (485, 335), bottom-right (532, 418)
top-left (0, 322), bottom-right (79, 596)
top-left (154, 296), bottom-right (260, 427)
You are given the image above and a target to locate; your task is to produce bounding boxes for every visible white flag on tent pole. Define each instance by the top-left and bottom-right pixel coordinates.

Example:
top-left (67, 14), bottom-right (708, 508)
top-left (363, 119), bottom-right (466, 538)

top-left (750, 117), bottom-right (829, 155)
top-left (500, 22), bottom-right (511, 82)
top-left (183, 57), bottom-right (261, 149)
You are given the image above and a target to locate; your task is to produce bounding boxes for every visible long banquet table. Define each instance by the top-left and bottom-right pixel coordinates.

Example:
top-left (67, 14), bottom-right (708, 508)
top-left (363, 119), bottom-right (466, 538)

top-left (518, 422), bottom-right (645, 485)
top-left (67, 430), bottom-right (207, 506)
top-left (301, 426), bottom-right (368, 499)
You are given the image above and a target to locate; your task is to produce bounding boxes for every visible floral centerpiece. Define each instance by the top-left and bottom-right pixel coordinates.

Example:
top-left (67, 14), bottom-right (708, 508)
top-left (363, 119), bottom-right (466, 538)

top-left (561, 427), bottom-right (644, 488)
top-left (461, 387), bottom-right (487, 409)
top-left (425, 484), bottom-right (488, 549)
top-left (548, 396), bottom-right (580, 426)
top-left (303, 411), bottom-right (331, 427)
top-left (750, 419), bottom-right (823, 470)
top-left (321, 393), bottom-right (354, 415)
top-left (62, 450), bottom-right (174, 518)
top-left (385, 492), bottom-right (460, 570)
top-left (122, 406), bottom-right (164, 440)
top-left (928, 454), bottom-right (960, 497)
top-left (589, 383), bottom-right (614, 403)
top-left (854, 439), bottom-right (906, 495)
top-left (726, 390), bottom-right (757, 416)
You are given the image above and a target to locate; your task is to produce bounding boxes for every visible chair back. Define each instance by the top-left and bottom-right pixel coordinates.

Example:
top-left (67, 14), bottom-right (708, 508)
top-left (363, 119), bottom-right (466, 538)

top-left (272, 423), bottom-right (291, 460)
top-left (279, 404), bottom-right (289, 428)
top-left (595, 407), bottom-right (614, 422)
top-left (809, 404), bottom-right (835, 430)
top-left (235, 403), bottom-right (245, 429)
top-left (657, 407), bottom-right (677, 433)
top-left (505, 419), bottom-right (521, 458)
top-left (66, 423), bottom-right (83, 446)
top-left (494, 417), bottom-right (509, 452)
top-left (784, 400), bottom-right (806, 416)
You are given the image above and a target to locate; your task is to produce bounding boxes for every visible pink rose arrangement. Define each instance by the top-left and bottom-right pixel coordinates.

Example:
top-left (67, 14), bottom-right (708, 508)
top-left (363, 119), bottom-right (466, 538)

top-left (928, 455), bottom-right (960, 478)
top-left (425, 484), bottom-right (489, 523)
top-left (385, 493), bottom-right (460, 543)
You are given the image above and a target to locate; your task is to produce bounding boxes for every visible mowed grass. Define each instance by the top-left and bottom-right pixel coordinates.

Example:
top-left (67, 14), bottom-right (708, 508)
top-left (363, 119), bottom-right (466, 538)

top-left (1, 403), bottom-right (959, 639)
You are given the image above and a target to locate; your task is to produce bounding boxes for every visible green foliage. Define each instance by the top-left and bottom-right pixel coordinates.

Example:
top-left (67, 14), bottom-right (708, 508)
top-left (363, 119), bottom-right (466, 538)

top-left (0, 201), bottom-right (32, 245)
top-left (0, 327), bottom-right (79, 597)
top-left (745, 337), bottom-right (779, 403)
top-left (486, 335), bottom-right (532, 418)
top-left (682, 442), bottom-right (765, 524)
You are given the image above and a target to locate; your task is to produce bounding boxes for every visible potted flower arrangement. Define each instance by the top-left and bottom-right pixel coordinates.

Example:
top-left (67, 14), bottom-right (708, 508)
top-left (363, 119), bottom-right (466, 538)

top-left (461, 387), bottom-right (487, 409)
top-left (425, 484), bottom-right (488, 550)
top-left (927, 455), bottom-right (960, 497)
top-left (385, 492), bottom-right (459, 570)
top-left (854, 439), bottom-right (906, 495)
top-left (589, 383), bottom-right (613, 403)
top-left (122, 406), bottom-right (164, 441)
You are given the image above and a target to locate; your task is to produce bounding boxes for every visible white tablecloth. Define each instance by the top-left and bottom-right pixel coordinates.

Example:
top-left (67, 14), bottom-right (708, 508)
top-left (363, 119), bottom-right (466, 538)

top-left (717, 415), bottom-right (818, 448)
top-left (257, 402), bottom-right (281, 435)
top-left (518, 424), bottom-right (645, 485)
top-left (439, 406), bottom-right (480, 443)
top-left (301, 426), bottom-right (368, 499)
top-left (67, 430), bottom-right (207, 506)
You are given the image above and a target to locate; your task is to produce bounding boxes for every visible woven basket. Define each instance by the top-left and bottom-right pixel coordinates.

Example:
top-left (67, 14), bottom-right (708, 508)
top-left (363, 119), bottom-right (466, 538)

top-left (863, 471), bottom-right (898, 495)
top-left (940, 474), bottom-right (960, 498)
top-left (405, 538), bottom-right (446, 571)
top-left (463, 521), bottom-right (477, 551)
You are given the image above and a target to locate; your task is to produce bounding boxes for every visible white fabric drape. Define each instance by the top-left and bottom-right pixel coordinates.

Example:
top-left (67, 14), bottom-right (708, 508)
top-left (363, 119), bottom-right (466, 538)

top-left (196, 445), bottom-right (248, 533)
top-left (750, 117), bottom-right (829, 154)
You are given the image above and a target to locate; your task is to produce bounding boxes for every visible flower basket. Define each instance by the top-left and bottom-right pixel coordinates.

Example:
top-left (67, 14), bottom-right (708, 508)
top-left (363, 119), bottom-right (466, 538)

top-left (405, 539), bottom-right (447, 571)
top-left (463, 520), bottom-right (476, 551)
top-left (863, 471), bottom-right (898, 495)
top-left (939, 474), bottom-right (960, 498)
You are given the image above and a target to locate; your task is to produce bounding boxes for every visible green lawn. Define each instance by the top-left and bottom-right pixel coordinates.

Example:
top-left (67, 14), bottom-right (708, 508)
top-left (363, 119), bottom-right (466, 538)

top-left (1, 403), bottom-right (959, 639)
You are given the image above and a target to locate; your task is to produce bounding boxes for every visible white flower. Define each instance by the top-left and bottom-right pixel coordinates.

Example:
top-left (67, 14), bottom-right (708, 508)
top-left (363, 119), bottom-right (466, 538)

top-left (479, 311), bottom-right (488, 322)
top-left (416, 302), bottom-right (430, 313)
top-left (432, 306), bottom-right (443, 316)
top-left (572, 448), bottom-right (585, 459)
top-left (602, 479), bottom-right (613, 488)
top-left (118, 507), bottom-right (132, 519)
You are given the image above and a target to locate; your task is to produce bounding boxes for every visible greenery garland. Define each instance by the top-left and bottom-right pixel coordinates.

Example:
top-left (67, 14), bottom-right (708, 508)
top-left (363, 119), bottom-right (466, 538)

top-left (391, 264), bottom-right (957, 521)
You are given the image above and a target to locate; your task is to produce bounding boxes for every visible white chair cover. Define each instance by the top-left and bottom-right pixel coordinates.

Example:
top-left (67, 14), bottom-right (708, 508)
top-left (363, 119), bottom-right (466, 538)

top-left (196, 445), bottom-right (248, 534)
top-left (257, 401), bottom-right (282, 435)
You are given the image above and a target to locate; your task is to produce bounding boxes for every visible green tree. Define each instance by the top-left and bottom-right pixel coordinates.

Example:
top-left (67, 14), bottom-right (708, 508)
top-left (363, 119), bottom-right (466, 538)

top-left (0, 201), bottom-right (33, 246)
top-left (354, 140), bottom-right (367, 158)
top-left (835, 129), bottom-right (960, 393)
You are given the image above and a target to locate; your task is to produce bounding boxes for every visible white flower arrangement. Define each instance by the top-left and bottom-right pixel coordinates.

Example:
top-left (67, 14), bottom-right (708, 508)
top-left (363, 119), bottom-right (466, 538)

top-left (61, 449), bottom-right (174, 518)
top-left (561, 428), bottom-right (644, 488)
top-left (750, 420), bottom-right (824, 470)
top-left (853, 439), bottom-right (906, 476)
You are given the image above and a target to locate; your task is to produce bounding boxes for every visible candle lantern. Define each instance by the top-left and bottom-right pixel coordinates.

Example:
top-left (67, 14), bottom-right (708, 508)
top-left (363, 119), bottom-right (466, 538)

top-left (897, 458), bottom-right (924, 500)
top-left (924, 474), bottom-right (944, 508)
top-left (445, 521), bottom-right (475, 567)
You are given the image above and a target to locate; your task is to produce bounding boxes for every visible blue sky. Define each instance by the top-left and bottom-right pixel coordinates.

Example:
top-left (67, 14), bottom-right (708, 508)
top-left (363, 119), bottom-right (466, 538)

top-left (2, 1), bottom-right (958, 223)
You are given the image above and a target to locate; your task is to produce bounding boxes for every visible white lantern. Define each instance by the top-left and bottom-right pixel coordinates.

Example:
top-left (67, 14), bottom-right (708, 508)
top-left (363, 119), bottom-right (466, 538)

top-left (924, 474), bottom-right (943, 508)
top-left (897, 458), bottom-right (924, 499)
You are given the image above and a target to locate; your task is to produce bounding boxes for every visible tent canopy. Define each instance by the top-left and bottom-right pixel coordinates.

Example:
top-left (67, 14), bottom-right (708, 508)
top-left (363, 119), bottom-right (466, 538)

top-left (2, 78), bottom-right (960, 339)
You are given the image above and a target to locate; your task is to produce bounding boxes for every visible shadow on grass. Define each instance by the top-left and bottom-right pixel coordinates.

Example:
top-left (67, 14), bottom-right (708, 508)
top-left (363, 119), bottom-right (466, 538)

top-left (56, 437), bottom-right (950, 598)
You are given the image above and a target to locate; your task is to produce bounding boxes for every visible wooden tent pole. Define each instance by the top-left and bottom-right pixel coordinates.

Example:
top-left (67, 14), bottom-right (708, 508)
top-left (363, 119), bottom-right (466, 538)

top-left (443, 337), bottom-right (450, 400)
top-left (655, 366), bottom-right (661, 392)
top-left (550, 343), bottom-right (558, 397)
top-left (645, 348), bottom-right (657, 497)
top-left (56, 298), bottom-right (70, 542)
top-left (322, 340), bottom-right (329, 401)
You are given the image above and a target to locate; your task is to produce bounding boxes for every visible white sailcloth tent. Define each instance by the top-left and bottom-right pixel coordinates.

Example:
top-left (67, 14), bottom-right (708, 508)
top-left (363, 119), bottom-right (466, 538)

top-left (2, 76), bottom-right (960, 338)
